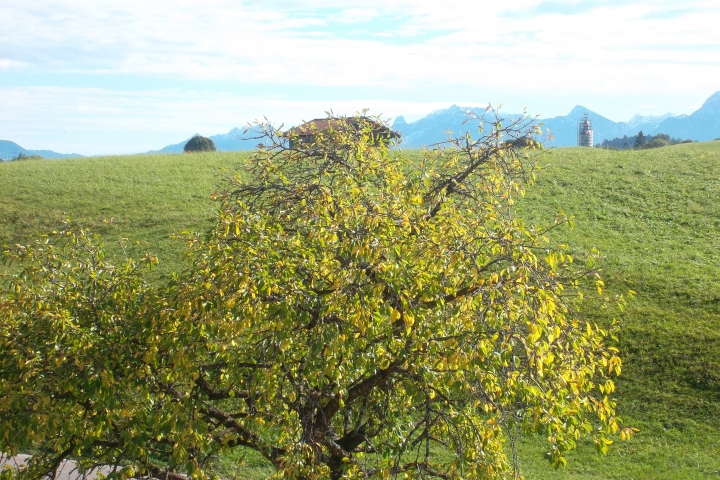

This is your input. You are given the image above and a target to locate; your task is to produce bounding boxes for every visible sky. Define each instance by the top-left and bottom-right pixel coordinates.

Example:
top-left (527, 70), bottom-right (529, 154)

top-left (1, 0), bottom-right (719, 155)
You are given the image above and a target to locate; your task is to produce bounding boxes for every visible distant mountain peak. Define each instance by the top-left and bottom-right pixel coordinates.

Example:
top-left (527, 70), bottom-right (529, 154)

top-left (0, 139), bottom-right (83, 160)
top-left (427, 104), bottom-right (462, 116)
top-left (569, 105), bottom-right (591, 114)
top-left (626, 112), bottom-right (676, 129)
top-left (700, 91), bottom-right (720, 111)
top-left (392, 116), bottom-right (407, 128)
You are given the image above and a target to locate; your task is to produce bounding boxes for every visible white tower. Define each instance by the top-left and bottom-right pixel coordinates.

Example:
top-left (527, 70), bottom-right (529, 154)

top-left (578, 113), bottom-right (593, 147)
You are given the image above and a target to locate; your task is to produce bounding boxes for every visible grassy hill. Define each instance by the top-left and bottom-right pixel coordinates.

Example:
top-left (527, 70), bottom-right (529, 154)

top-left (516, 142), bottom-right (720, 478)
top-left (0, 151), bottom-right (246, 279)
top-left (1, 143), bottom-right (719, 478)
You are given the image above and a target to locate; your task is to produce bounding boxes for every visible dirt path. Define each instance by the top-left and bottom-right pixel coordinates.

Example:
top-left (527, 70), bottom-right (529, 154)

top-left (0, 454), bottom-right (111, 480)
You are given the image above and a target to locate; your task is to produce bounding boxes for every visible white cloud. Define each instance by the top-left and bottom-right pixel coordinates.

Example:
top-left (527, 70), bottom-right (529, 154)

top-left (332, 8), bottom-right (381, 24)
top-left (1, 0), bottom-right (719, 153)
top-left (3, 0), bottom-right (718, 90)
top-left (0, 0), bottom-right (720, 85)
top-left (0, 59), bottom-right (29, 68)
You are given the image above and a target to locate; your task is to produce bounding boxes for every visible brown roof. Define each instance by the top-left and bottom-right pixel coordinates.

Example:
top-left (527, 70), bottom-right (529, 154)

top-left (284, 117), bottom-right (400, 138)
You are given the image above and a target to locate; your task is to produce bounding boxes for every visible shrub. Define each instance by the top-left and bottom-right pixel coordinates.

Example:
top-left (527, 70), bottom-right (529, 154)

top-left (646, 138), bottom-right (670, 149)
top-left (183, 135), bottom-right (216, 153)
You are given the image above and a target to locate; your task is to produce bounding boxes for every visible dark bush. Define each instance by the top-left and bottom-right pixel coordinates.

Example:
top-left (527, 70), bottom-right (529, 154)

top-left (184, 135), bottom-right (216, 153)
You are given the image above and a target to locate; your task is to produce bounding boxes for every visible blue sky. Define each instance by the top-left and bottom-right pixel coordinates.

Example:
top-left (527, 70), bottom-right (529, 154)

top-left (1, 0), bottom-right (719, 155)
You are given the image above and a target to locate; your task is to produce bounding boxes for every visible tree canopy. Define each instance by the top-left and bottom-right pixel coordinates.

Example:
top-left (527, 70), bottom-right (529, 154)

top-left (0, 112), bottom-right (633, 479)
top-left (184, 135), bottom-right (216, 153)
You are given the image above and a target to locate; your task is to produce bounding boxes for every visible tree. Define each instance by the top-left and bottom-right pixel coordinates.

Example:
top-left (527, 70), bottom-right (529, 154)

top-left (0, 113), bottom-right (633, 480)
top-left (634, 131), bottom-right (646, 149)
top-left (184, 135), bottom-right (216, 153)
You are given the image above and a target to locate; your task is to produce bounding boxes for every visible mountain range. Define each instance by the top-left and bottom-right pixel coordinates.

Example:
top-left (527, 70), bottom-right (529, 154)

top-left (0, 140), bottom-right (83, 161)
top-left (393, 91), bottom-right (720, 148)
top-left (626, 113), bottom-right (676, 129)
top-left (150, 91), bottom-right (719, 152)
top-left (147, 127), bottom-right (261, 154)
top-left (4, 93), bottom-right (719, 158)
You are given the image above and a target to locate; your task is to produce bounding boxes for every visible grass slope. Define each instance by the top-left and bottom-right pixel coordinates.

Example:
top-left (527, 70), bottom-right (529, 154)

top-left (1, 144), bottom-right (719, 478)
top-left (516, 142), bottom-right (720, 478)
top-left (0, 152), bottom-right (247, 279)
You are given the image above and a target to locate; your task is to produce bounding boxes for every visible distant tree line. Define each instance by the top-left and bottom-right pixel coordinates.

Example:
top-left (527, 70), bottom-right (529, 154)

top-left (10, 153), bottom-right (44, 161)
top-left (596, 132), bottom-right (694, 150)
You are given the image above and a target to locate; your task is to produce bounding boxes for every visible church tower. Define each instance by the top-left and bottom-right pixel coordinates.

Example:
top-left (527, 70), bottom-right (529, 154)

top-left (578, 113), bottom-right (594, 147)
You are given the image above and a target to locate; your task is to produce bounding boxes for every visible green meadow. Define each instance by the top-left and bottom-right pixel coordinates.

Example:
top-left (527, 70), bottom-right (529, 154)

top-left (0, 151), bottom-right (240, 280)
top-left (1, 142), bottom-right (719, 478)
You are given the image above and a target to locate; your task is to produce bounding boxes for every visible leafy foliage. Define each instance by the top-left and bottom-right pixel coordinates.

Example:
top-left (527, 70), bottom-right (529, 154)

top-left (184, 135), bottom-right (217, 153)
top-left (0, 113), bottom-right (632, 479)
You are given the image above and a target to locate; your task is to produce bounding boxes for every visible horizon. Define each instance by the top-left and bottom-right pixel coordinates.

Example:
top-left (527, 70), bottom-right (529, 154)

top-left (2, 0), bottom-right (719, 156)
